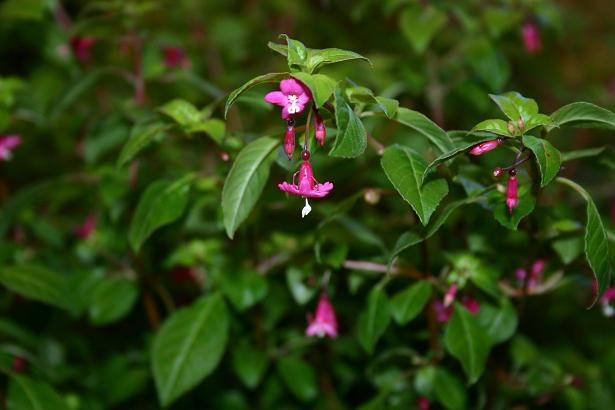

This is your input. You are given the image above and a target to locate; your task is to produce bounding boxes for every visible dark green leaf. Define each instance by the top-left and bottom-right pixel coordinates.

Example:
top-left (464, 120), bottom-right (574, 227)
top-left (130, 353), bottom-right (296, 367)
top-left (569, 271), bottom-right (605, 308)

top-left (522, 135), bottom-right (562, 187)
top-left (277, 355), bottom-right (318, 402)
top-left (290, 72), bottom-right (336, 109)
top-left (381, 145), bottom-right (448, 225)
top-left (445, 304), bottom-right (491, 384)
top-left (392, 107), bottom-right (456, 153)
top-left (549, 102), bottom-right (615, 131)
top-left (476, 300), bottom-right (518, 345)
top-left (329, 87), bottom-right (367, 158)
top-left (232, 342), bottom-right (269, 390)
top-left (433, 368), bottom-right (467, 410)
top-left (561, 147), bottom-right (607, 162)
top-left (493, 193), bottom-right (536, 230)
top-left (7, 374), bottom-right (69, 410)
top-left (152, 293), bottom-right (229, 407)
top-left (88, 278), bottom-right (139, 326)
top-left (219, 270), bottom-right (268, 311)
top-left (0, 265), bottom-right (71, 311)
top-left (224, 73), bottom-right (289, 118)
top-left (129, 174), bottom-right (193, 251)
top-left (117, 121), bottom-right (169, 168)
top-left (222, 137), bottom-right (278, 239)
top-left (286, 267), bottom-right (318, 305)
top-left (357, 287), bottom-right (391, 353)
top-left (390, 281), bottom-right (432, 325)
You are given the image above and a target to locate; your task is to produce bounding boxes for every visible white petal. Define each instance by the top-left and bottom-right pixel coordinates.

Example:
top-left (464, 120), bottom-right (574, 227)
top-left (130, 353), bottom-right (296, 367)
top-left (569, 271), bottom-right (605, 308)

top-left (301, 198), bottom-right (312, 218)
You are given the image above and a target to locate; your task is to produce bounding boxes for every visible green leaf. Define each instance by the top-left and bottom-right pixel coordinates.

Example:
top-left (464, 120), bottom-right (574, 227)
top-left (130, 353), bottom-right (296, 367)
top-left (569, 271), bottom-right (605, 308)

top-left (392, 107), bottom-right (456, 153)
top-left (158, 99), bottom-right (201, 126)
top-left (433, 368), bottom-right (467, 410)
top-left (224, 73), bottom-right (289, 118)
top-left (557, 178), bottom-right (613, 304)
top-left (561, 147), bottom-right (607, 162)
top-left (152, 293), bottom-right (229, 407)
top-left (129, 174), bottom-right (193, 251)
top-left (357, 287), bottom-right (391, 353)
top-left (493, 193), bottom-right (536, 230)
top-left (522, 135), bottom-right (562, 187)
top-left (117, 121), bottom-right (169, 168)
top-left (549, 102), bottom-right (615, 131)
top-left (400, 5), bottom-right (448, 54)
top-left (476, 300), bottom-right (518, 345)
top-left (346, 87), bottom-right (398, 118)
top-left (524, 114), bottom-right (553, 133)
top-left (489, 92), bottom-right (539, 124)
top-left (219, 270), bottom-right (268, 311)
top-left (277, 355), bottom-right (318, 402)
top-left (286, 267), bottom-right (318, 305)
top-left (185, 118), bottom-right (226, 144)
top-left (222, 137), bottom-right (278, 239)
top-left (306, 48), bottom-right (371, 73)
top-left (471, 119), bottom-right (512, 137)
top-left (329, 87), bottom-right (367, 158)
top-left (290, 72), bottom-right (336, 109)
top-left (381, 145), bottom-right (449, 225)
top-left (232, 342), bottom-right (269, 390)
top-left (88, 278), bottom-right (139, 326)
top-left (390, 281), bottom-right (432, 325)
top-left (279, 34), bottom-right (308, 68)
top-left (0, 265), bottom-right (71, 311)
top-left (7, 374), bottom-right (69, 410)
top-left (267, 41), bottom-right (288, 57)
top-left (445, 304), bottom-right (491, 384)
top-left (551, 235), bottom-right (584, 265)
top-left (449, 253), bottom-right (501, 298)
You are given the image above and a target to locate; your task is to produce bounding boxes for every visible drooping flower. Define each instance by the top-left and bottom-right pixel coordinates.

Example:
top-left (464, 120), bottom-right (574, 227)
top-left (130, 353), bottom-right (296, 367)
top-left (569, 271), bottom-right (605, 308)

top-left (443, 283), bottom-right (458, 307)
top-left (314, 110), bottom-right (326, 146)
top-left (284, 121), bottom-right (296, 160)
top-left (469, 138), bottom-right (502, 156)
top-left (306, 294), bottom-right (338, 338)
top-left (417, 396), bottom-right (430, 410)
top-left (278, 151), bottom-right (334, 199)
top-left (601, 286), bottom-right (615, 317)
top-left (522, 21), bottom-right (541, 54)
top-left (264, 78), bottom-right (312, 120)
top-left (0, 135), bottom-right (21, 161)
top-left (506, 171), bottom-right (518, 214)
top-left (75, 214), bottom-right (96, 239)
top-left (162, 46), bottom-right (191, 69)
top-left (70, 36), bottom-right (97, 63)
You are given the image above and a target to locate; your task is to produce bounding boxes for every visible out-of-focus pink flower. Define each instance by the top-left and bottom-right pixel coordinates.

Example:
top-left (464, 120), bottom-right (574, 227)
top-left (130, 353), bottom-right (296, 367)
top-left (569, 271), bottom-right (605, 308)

top-left (284, 123), bottom-right (295, 160)
top-left (264, 78), bottom-right (312, 120)
top-left (435, 300), bottom-right (453, 323)
top-left (12, 356), bottom-right (26, 373)
top-left (162, 46), bottom-right (191, 69)
top-left (601, 286), bottom-right (615, 317)
top-left (462, 297), bottom-right (480, 314)
top-left (278, 151), bottom-right (333, 199)
top-left (522, 21), bottom-right (541, 54)
top-left (306, 294), bottom-right (338, 338)
top-left (516, 259), bottom-right (546, 290)
top-left (443, 283), bottom-right (458, 307)
top-left (0, 135), bottom-right (22, 161)
top-left (314, 111), bottom-right (326, 146)
top-left (506, 172), bottom-right (518, 214)
top-left (70, 36), bottom-right (97, 63)
top-left (469, 138), bottom-right (502, 156)
top-left (171, 266), bottom-right (198, 284)
top-left (417, 396), bottom-right (430, 410)
top-left (75, 214), bottom-right (96, 239)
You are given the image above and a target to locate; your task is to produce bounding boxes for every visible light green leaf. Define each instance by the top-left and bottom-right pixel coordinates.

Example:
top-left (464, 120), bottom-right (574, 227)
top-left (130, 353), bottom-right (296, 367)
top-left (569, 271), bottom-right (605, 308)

top-left (524, 113), bottom-right (553, 133)
top-left (390, 281), bottom-right (432, 325)
top-left (346, 87), bottom-right (398, 118)
top-left (400, 5), bottom-right (448, 54)
top-left (557, 177), bottom-right (613, 304)
top-left (549, 102), bottom-right (615, 131)
top-left (381, 145), bottom-right (448, 225)
top-left (290, 72), bottom-right (336, 108)
top-left (392, 107), bottom-right (456, 153)
top-left (185, 118), bottom-right (226, 144)
top-left (277, 355), bottom-right (318, 402)
top-left (224, 73), bottom-right (289, 118)
top-left (222, 137), bottom-right (278, 239)
top-left (279, 34), bottom-right (308, 68)
top-left (7, 374), bottom-right (69, 410)
top-left (0, 266), bottom-right (71, 311)
top-left (117, 121), bottom-right (169, 168)
top-left (445, 304), bottom-right (491, 384)
top-left (152, 293), bottom-right (229, 407)
top-left (329, 87), bottom-right (367, 158)
top-left (129, 174), bottom-right (193, 251)
top-left (88, 278), bottom-right (139, 326)
top-left (476, 300), bottom-right (518, 345)
top-left (489, 92), bottom-right (539, 124)
top-left (471, 119), bottom-right (511, 137)
top-left (306, 48), bottom-right (371, 73)
top-left (522, 135), bottom-right (562, 187)
top-left (158, 99), bottom-right (201, 126)
top-left (357, 287), bottom-right (391, 353)
top-left (286, 267), bottom-right (318, 305)
top-left (232, 342), bottom-right (269, 390)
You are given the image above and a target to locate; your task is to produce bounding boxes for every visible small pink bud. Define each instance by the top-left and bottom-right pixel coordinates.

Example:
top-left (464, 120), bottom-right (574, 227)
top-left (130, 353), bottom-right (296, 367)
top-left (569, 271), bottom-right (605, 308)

top-left (522, 21), bottom-right (541, 54)
top-left (284, 125), bottom-right (295, 160)
top-left (506, 171), bottom-right (518, 214)
top-left (444, 283), bottom-right (458, 307)
top-left (469, 138), bottom-right (502, 156)
top-left (517, 117), bottom-right (525, 130)
top-left (314, 111), bottom-right (326, 146)
top-left (493, 167), bottom-right (504, 178)
top-left (462, 297), bottom-right (480, 314)
top-left (75, 214), bottom-right (97, 239)
top-left (417, 396), bottom-right (430, 410)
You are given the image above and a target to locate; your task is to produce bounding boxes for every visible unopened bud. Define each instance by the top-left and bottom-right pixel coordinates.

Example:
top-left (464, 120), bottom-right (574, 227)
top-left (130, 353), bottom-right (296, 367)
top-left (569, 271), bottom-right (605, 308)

top-left (517, 117), bottom-right (525, 130)
top-left (506, 171), bottom-right (518, 214)
top-left (284, 125), bottom-right (295, 160)
top-left (364, 189), bottom-right (381, 205)
top-left (493, 167), bottom-right (504, 177)
top-left (507, 121), bottom-right (515, 135)
top-left (314, 111), bottom-right (326, 146)
top-left (469, 138), bottom-right (503, 156)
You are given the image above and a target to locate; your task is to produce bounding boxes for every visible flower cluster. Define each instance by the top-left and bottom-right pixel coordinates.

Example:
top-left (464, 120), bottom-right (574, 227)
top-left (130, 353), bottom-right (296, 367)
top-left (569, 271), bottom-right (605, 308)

top-left (515, 259), bottom-right (546, 291)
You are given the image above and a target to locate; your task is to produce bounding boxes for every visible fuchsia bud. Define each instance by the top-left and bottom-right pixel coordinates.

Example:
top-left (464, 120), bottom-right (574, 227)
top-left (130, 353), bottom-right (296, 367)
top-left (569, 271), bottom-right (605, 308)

top-left (162, 46), bottom-right (191, 69)
top-left (75, 214), bottom-right (96, 239)
top-left (306, 293), bottom-right (338, 338)
top-left (493, 167), bottom-right (504, 178)
top-left (314, 111), bottom-right (326, 146)
top-left (506, 170), bottom-right (518, 214)
top-left (70, 36), bottom-right (97, 63)
top-left (517, 117), bottom-right (525, 131)
top-left (522, 21), bottom-right (542, 54)
top-left (462, 297), bottom-right (480, 314)
top-left (417, 396), bottom-right (430, 410)
top-left (469, 138), bottom-right (502, 156)
top-left (284, 122), bottom-right (295, 160)
top-left (443, 283), bottom-right (458, 307)
top-left (507, 121), bottom-right (515, 135)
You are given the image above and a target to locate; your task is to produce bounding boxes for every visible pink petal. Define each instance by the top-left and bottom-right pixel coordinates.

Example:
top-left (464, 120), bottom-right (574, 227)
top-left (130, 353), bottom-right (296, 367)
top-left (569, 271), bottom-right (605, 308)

top-left (0, 135), bottom-right (22, 150)
top-left (264, 91), bottom-right (287, 106)
top-left (280, 78), bottom-right (304, 95)
top-left (281, 106), bottom-right (291, 120)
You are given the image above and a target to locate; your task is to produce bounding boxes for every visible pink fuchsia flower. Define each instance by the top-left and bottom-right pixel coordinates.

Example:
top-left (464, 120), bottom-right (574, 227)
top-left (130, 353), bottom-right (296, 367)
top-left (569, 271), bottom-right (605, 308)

top-left (306, 294), bottom-right (338, 338)
top-left (162, 46), bottom-right (191, 69)
top-left (284, 122), bottom-right (296, 160)
top-left (601, 286), bottom-right (615, 317)
top-left (314, 111), bottom-right (326, 146)
top-left (0, 135), bottom-right (21, 161)
top-left (461, 296), bottom-right (480, 314)
top-left (75, 214), bottom-right (96, 239)
top-left (469, 138), bottom-right (502, 156)
top-left (522, 21), bottom-right (541, 54)
top-left (443, 283), bottom-right (458, 307)
top-left (264, 78), bottom-right (312, 120)
top-left (417, 396), bottom-right (430, 410)
top-left (278, 151), bottom-right (333, 198)
top-left (70, 36), bottom-right (97, 63)
top-left (506, 171), bottom-right (518, 214)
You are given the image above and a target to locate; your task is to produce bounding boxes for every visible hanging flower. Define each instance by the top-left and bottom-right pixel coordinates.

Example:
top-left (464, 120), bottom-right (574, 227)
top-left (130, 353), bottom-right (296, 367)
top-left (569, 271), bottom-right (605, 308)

top-left (522, 21), bottom-right (541, 54)
top-left (0, 135), bottom-right (21, 161)
top-left (469, 138), bottom-right (502, 156)
top-left (75, 214), bottom-right (96, 239)
top-left (306, 294), bottom-right (338, 338)
top-left (70, 36), bottom-right (97, 63)
top-left (506, 171), bottom-right (518, 214)
top-left (264, 78), bottom-right (312, 119)
top-left (162, 46), bottom-right (191, 69)
top-left (314, 110), bottom-right (326, 146)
